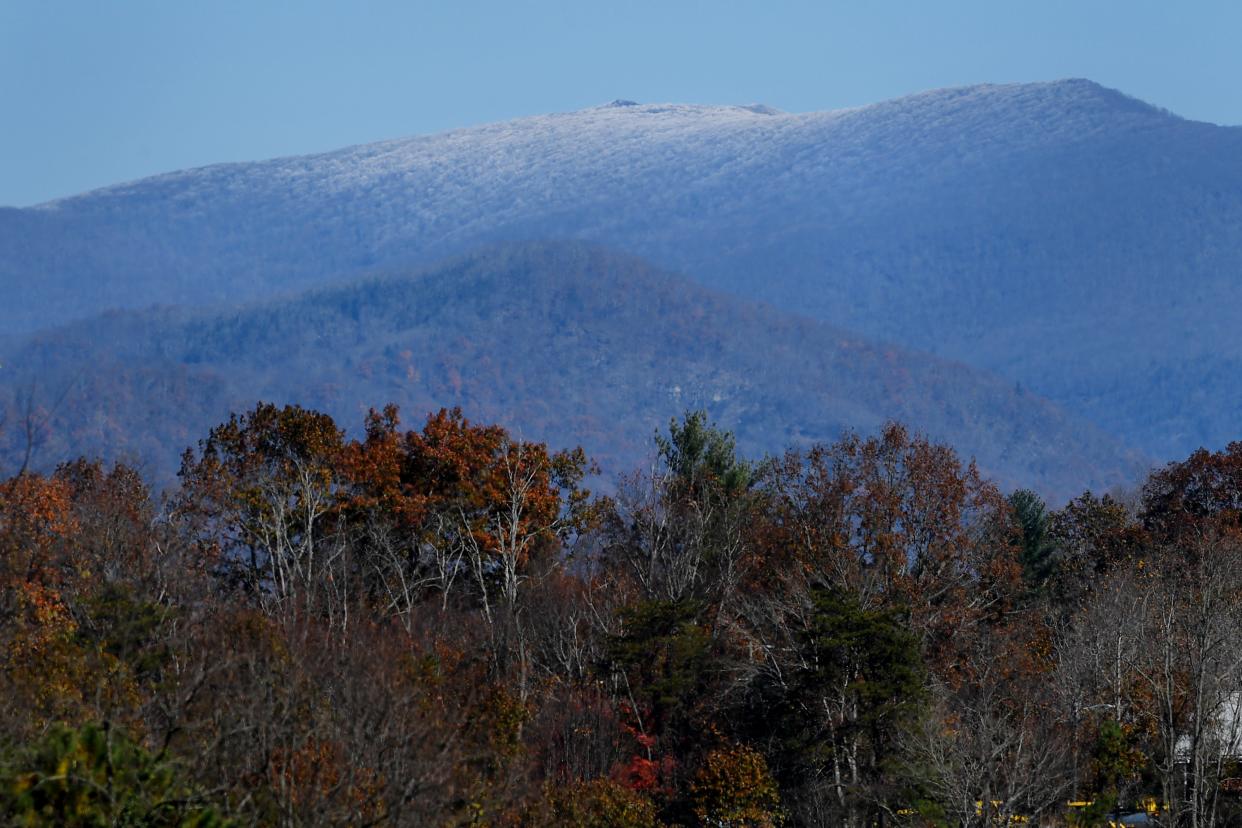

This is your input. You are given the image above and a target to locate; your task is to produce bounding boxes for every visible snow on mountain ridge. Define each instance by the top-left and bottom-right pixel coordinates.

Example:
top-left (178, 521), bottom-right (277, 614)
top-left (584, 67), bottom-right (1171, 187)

top-left (7, 78), bottom-right (1242, 465)
top-left (23, 80), bottom-right (1190, 287)
top-left (33, 78), bottom-right (1174, 212)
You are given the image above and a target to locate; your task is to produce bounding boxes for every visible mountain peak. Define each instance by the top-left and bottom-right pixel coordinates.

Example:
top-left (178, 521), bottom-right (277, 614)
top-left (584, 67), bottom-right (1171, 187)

top-left (584, 100), bottom-right (782, 118)
top-left (1032, 77), bottom-right (1171, 114)
top-left (918, 77), bottom-right (1173, 119)
top-left (738, 103), bottom-right (782, 115)
top-left (4, 77), bottom-right (1238, 486)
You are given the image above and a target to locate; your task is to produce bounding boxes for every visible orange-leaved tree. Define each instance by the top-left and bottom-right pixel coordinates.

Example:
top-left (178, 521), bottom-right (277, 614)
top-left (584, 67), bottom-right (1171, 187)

top-left (175, 402), bottom-right (348, 620)
top-left (341, 405), bottom-right (592, 694)
top-left (0, 471), bottom-right (83, 728)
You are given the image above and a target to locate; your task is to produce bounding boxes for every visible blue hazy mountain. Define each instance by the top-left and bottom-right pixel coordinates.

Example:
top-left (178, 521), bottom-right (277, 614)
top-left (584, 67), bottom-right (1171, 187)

top-left (0, 243), bottom-right (1142, 499)
top-left (3, 79), bottom-right (1240, 461)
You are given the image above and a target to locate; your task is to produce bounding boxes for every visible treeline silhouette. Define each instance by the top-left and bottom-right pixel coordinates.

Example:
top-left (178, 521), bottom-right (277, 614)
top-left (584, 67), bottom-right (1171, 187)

top-left (2, 402), bottom-right (1241, 826)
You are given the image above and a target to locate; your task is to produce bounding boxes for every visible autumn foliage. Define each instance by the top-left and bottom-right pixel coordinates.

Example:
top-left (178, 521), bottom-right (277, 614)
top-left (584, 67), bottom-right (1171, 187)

top-left (3, 403), bottom-right (1242, 825)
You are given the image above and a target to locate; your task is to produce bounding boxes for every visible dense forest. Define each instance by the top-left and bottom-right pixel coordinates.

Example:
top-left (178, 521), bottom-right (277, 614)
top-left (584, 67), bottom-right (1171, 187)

top-left (2, 400), bottom-right (1241, 826)
top-left (0, 242), bottom-right (1142, 500)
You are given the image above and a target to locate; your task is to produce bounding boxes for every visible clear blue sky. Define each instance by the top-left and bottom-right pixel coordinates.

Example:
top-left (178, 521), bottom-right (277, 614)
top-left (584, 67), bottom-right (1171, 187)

top-left (3, 0), bottom-right (1240, 206)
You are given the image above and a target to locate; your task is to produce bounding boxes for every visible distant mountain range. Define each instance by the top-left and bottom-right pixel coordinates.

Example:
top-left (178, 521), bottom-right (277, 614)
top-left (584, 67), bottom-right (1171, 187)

top-left (3, 78), bottom-right (1239, 488)
top-left (0, 243), bottom-right (1142, 498)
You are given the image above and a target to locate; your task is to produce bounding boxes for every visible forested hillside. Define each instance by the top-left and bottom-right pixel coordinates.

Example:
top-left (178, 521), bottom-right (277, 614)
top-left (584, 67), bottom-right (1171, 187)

top-left (3, 79), bottom-right (1242, 459)
top-left (0, 243), bottom-right (1141, 499)
top-left (4, 80), bottom-right (1241, 822)
top-left (3, 401), bottom-right (1241, 825)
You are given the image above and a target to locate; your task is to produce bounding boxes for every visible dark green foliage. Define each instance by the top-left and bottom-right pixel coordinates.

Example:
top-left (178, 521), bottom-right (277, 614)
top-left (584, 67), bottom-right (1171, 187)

top-left (607, 598), bottom-right (715, 740)
top-left (812, 588), bottom-right (923, 715)
top-left (655, 410), bottom-right (751, 497)
top-left (795, 588), bottom-right (925, 744)
top-left (743, 588), bottom-right (925, 822)
top-left (77, 584), bottom-right (172, 685)
top-left (0, 722), bottom-right (225, 827)
top-left (1083, 719), bottom-right (1146, 819)
top-left (1009, 489), bottom-right (1057, 591)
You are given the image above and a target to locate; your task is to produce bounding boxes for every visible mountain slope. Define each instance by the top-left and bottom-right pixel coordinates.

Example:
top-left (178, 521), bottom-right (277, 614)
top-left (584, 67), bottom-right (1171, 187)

top-left (4, 79), bottom-right (1240, 459)
top-left (0, 243), bottom-right (1142, 498)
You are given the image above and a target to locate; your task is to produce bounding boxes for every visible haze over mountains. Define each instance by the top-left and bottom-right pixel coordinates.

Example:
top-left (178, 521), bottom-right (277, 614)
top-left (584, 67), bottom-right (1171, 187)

top-left (0, 243), bottom-right (1140, 498)
top-left (3, 78), bottom-right (1239, 492)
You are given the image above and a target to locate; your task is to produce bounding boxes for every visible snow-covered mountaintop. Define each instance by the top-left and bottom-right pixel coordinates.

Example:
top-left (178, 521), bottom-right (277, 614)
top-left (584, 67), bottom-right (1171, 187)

top-left (39, 79), bottom-right (1169, 214)
top-left (18, 79), bottom-right (1197, 301)
top-left (4, 78), bottom-right (1242, 464)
